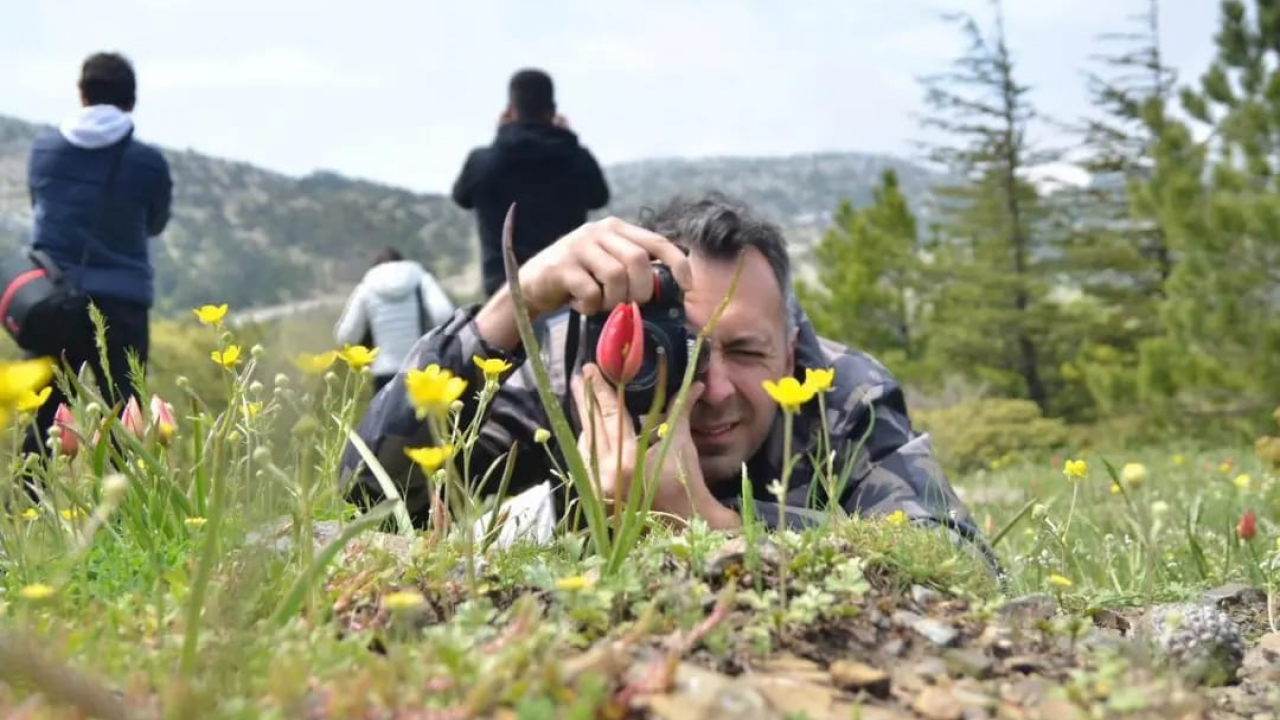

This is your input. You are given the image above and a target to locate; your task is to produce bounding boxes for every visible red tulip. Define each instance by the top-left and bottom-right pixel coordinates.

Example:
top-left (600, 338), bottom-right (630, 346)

top-left (150, 394), bottom-right (177, 445)
top-left (51, 403), bottom-right (79, 457)
top-left (597, 301), bottom-right (643, 385)
top-left (1238, 509), bottom-right (1257, 542)
top-left (121, 396), bottom-right (145, 438)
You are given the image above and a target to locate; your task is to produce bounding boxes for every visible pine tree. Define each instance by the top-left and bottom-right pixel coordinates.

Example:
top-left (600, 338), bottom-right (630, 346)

top-left (796, 169), bottom-right (926, 381)
top-left (914, 1), bottom-right (1065, 414)
top-left (1154, 0), bottom-right (1280, 428)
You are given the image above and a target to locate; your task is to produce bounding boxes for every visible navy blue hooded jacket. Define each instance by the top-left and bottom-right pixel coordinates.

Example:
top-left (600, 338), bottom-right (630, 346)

top-left (27, 106), bottom-right (172, 308)
top-left (452, 121), bottom-right (609, 297)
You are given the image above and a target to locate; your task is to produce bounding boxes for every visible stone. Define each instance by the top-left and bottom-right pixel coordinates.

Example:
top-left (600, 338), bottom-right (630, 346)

top-left (1139, 602), bottom-right (1246, 687)
top-left (997, 594), bottom-right (1057, 626)
top-left (829, 660), bottom-right (891, 698)
top-left (1200, 583), bottom-right (1266, 608)
top-left (881, 638), bottom-right (907, 657)
top-left (704, 536), bottom-right (781, 580)
top-left (1242, 632), bottom-right (1280, 683)
top-left (912, 687), bottom-right (964, 720)
top-left (1029, 699), bottom-right (1088, 720)
top-left (744, 674), bottom-right (837, 719)
top-left (912, 584), bottom-right (943, 606)
top-left (1002, 656), bottom-right (1045, 674)
top-left (942, 649), bottom-right (994, 679)
top-left (893, 610), bottom-right (960, 647)
top-left (637, 663), bottom-right (771, 720)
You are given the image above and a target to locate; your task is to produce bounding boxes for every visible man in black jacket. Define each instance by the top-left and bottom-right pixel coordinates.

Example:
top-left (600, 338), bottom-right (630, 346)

top-left (452, 69), bottom-right (610, 299)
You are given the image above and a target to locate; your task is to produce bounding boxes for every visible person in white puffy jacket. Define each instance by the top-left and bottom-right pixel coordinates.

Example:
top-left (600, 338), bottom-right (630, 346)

top-left (334, 247), bottom-right (456, 391)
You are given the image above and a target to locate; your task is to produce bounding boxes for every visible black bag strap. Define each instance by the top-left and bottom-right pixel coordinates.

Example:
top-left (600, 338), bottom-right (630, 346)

top-left (417, 281), bottom-right (428, 335)
top-left (72, 128), bottom-right (134, 288)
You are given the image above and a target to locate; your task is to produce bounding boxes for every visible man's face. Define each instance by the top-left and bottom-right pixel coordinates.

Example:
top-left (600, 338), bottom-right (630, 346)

top-left (682, 247), bottom-right (794, 486)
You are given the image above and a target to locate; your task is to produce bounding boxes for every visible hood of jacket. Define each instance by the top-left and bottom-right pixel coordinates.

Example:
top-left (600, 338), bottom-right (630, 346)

top-left (492, 121), bottom-right (582, 167)
top-left (363, 260), bottom-right (426, 300)
top-left (59, 105), bottom-right (135, 149)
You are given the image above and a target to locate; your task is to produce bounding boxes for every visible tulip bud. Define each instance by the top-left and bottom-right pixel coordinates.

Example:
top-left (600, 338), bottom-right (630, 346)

top-left (51, 403), bottom-right (79, 458)
top-left (1238, 509), bottom-right (1257, 541)
top-left (596, 301), bottom-right (644, 385)
top-left (149, 394), bottom-right (177, 446)
top-left (121, 396), bottom-right (145, 438)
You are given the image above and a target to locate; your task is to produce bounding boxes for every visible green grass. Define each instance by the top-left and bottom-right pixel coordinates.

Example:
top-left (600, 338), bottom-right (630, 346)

top-left (0, 310), bottom-right (1276, 719)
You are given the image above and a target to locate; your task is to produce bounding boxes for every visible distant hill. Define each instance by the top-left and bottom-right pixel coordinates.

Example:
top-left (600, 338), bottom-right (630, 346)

top-left (0, 113), bottom-right (946, 317)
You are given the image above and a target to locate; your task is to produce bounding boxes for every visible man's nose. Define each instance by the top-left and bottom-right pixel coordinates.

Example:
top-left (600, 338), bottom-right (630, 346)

top-left (699, 352), bottom-right (735, 404)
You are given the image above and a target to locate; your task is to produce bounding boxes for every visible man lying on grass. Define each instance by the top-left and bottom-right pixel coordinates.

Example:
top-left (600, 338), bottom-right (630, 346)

top-left (340, 193), bottom-right (995, 569)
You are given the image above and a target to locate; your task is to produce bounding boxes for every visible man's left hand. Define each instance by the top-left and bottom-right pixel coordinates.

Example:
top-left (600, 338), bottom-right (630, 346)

top-left (571, 363), bottom-right (740, 529)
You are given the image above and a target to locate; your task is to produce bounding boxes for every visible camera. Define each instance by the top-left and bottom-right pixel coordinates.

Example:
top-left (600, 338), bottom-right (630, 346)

top-left (581, 263), bottom-right (707, 418)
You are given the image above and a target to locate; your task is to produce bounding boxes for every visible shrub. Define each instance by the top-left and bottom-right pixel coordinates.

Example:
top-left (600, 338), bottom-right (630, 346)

top-left (913, 397), bottom-right (1072, 475)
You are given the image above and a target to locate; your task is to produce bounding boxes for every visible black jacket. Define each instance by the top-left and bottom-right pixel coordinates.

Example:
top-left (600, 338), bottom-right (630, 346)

top-left (452, 121), bottom-right (610, 297)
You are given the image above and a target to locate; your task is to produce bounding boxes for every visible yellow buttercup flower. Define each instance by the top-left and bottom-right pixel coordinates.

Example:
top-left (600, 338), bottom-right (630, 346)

top-left (1062, 458), bottom-right (1088, 481)
top-left (211, 345), bottom-right (242, 369)
top-left (555, 575), bottom-right (596, 591)
top-left (382, 590), bottom-right (426, 610)
top-left (762, 376), bottom-right (817, 413)
top-left (20, 508), bottom-right (37, 520)
top-left (193, 304), bottom-right (228, 326)
top-left (405, 364), bottom-right (467, 418)
top-left (294, 351), bottom-right (338, 375)
top-left (404, 444), bottom-right (454, 474)
top-left (15, 386), bottom-right (52, 413)
top-left (1120, 462), bottom-right (1147, 488)
top-left (1233, 473), bottom-right (1251, 491)
top-left (473, 355), bottom-right (513, 379)
top-left (804, 367), bottom-right (835, 393)
top-left (241, 401), bottom-right (263, 420)
top-left (1172, 454), bottom-right (1187, 466)
top-left (339, 344), bottom-right (380, 370)
top-left (19, 583), bottom-right (56, 601)
top-left (1047, 574), bottom-right (1073, 589)
top-left (885, 509), bottom-right (909, 527)
top-left (0, 357), bottom-right (55, 406)
top-left (185, 517), bottom-right (208, 528)
top-left (60, 507), bottom-right (85, 520)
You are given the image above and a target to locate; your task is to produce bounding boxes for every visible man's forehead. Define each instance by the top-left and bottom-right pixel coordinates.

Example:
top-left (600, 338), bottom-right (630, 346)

top-left (683, 249), bottom-right (786, 339)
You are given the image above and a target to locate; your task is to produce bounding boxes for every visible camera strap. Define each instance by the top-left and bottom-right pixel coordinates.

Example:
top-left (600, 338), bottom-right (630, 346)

top-left (563, 307), bottom-right (582, 391)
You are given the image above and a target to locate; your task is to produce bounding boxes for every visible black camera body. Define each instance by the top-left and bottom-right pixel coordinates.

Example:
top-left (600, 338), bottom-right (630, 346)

top-left (581, 263), bottom-right (705, 418)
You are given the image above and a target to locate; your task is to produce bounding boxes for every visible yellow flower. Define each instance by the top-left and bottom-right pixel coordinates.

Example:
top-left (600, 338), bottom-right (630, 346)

top-left (885, 509), bottom-right (909, 527)
top-left (60, 507), bottom-right (85, 520)
top-left (555, 575), bottom-right (596, 591)
top-left (241, 401), bottom-right (263, 420)
top-left (184, 517), bottom-right (208, 528)
top-left (1172, 453), bottom-right (1187, 466)
top-left (339, 344), bottom-right (380, 370)
top-left (1233, 473), bottom-right (1251, 491)
top-left (0, 357), bottom-right (55, 407)
top-left (1062, 459), bottom-right (1088, 480)
top-left (15, 386), bottom-right (52, 413)
top-left (804, 367), bottom-right (835, 393)
top-left (211, 345), bottom-right (242, 369)
top-left (405, 364), bottom-right (468, 418)
top-left (20, 508), bottom-right (37, 520)
top-left (382, 589), bottom-right (427, 610)
top-left (761, 376), bottom-right (817, 413)
top-left (1047, 574), bottom-right (1073, 589)
top-left (193, 304), bottom-right (228, 326)
top-left (404, 445), bottom-right (454, 474)
top-left (19, 583), bottom-right (56, 601)
top-left (473, 355), bottom-right (513, 380)
top-left (294, 351), bottom-right (338, 375)
top-left (1120, 462), bottom-right (1147, 487)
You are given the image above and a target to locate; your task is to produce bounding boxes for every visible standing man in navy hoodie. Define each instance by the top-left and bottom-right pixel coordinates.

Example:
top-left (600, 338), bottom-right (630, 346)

top-left (24, 51), bottom-right (172, 459)
top-left (452, 69), bottom-right (611, 301)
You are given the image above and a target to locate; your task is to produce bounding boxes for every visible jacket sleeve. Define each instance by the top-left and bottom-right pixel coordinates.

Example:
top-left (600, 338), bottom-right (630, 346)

top-left (576, 147), bottom-right (610, 210)
top-left (419, 273), bottom-right (456, 327)
top-left (333, 285), bottom-right (370, 346)
top-left (451, 149), bottom-right (482, 209)
top-left (339, 304), bottom-right (557, 526)
top-left (147, 152), bottom-right (173, 236)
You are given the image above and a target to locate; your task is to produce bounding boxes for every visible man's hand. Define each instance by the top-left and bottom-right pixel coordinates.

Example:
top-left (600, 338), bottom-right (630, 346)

top-left (570, 363), bottom-right (740, 529)
top-left (475, 217), bottom-right (693, 351)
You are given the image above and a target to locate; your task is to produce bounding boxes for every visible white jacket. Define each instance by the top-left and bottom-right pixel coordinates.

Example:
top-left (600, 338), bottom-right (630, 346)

top-left (334, 260), bottom-right (456, 377)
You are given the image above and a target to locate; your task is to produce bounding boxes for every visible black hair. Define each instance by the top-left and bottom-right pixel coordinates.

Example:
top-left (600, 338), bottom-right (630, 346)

top-left (372, 246), bottom-right (404, 267)
top-left (508, 68), bottom-right (555, 121)
top-left (79, 52), bottom-right (136, 111)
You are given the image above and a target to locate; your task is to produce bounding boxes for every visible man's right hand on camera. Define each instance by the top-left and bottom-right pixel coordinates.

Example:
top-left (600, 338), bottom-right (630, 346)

top-left (475, 217), bottom-right (692, 352)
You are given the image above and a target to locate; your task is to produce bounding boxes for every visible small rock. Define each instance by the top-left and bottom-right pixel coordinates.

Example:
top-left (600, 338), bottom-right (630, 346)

top-left (1002, 677), bottom-right (1050, 706)
top-left (1200, 583), bottom-right (1266, 608)
top-left (912, 687), bottom-right (964, 720)
top-left (745, 674), bottom-right (838, 719)
top-left (893, 611), bottom-right (960, 647)
top-left (704, 536), bottom-right (780, 580)
top-left (913, 584), bottom-right (943, 606)
top-left (998, 594), bottom-right (1057, 626)
top-left (943, 649), bottom-right (994, 679)
top-left (1088, 607), bottom-right (1131, 634)
top-left (882, 638), bottom-right (907, 657)
top-left (1139, 602), bottom-right (1245, 687)
top-left (830, 660), bottom-right (891, 698)
top-left (1242, 632), bottom-right (1280, 682)
top-left (892, 659), bottom-right (946, 694)
top-left (639, 664), bottom-right (771, 720)
top-left (1029, 699), bottom-right (1088, 720)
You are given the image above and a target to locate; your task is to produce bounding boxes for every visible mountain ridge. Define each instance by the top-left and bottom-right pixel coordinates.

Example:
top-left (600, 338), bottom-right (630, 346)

top-left (0, 112), bottom-right (947, 316)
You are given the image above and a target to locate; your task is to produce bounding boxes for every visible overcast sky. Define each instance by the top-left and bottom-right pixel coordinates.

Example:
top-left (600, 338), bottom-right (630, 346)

top-left (0, 1), bottom-right (1219, 194)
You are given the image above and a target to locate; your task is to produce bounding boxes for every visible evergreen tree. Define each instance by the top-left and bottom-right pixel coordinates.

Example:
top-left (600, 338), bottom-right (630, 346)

top-left (914, 1), bottom-right (1066, 414)
top-left (1154, 0), bottom-right (1280, 428)
top-left (797, 169), bottom-right (926, 381)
